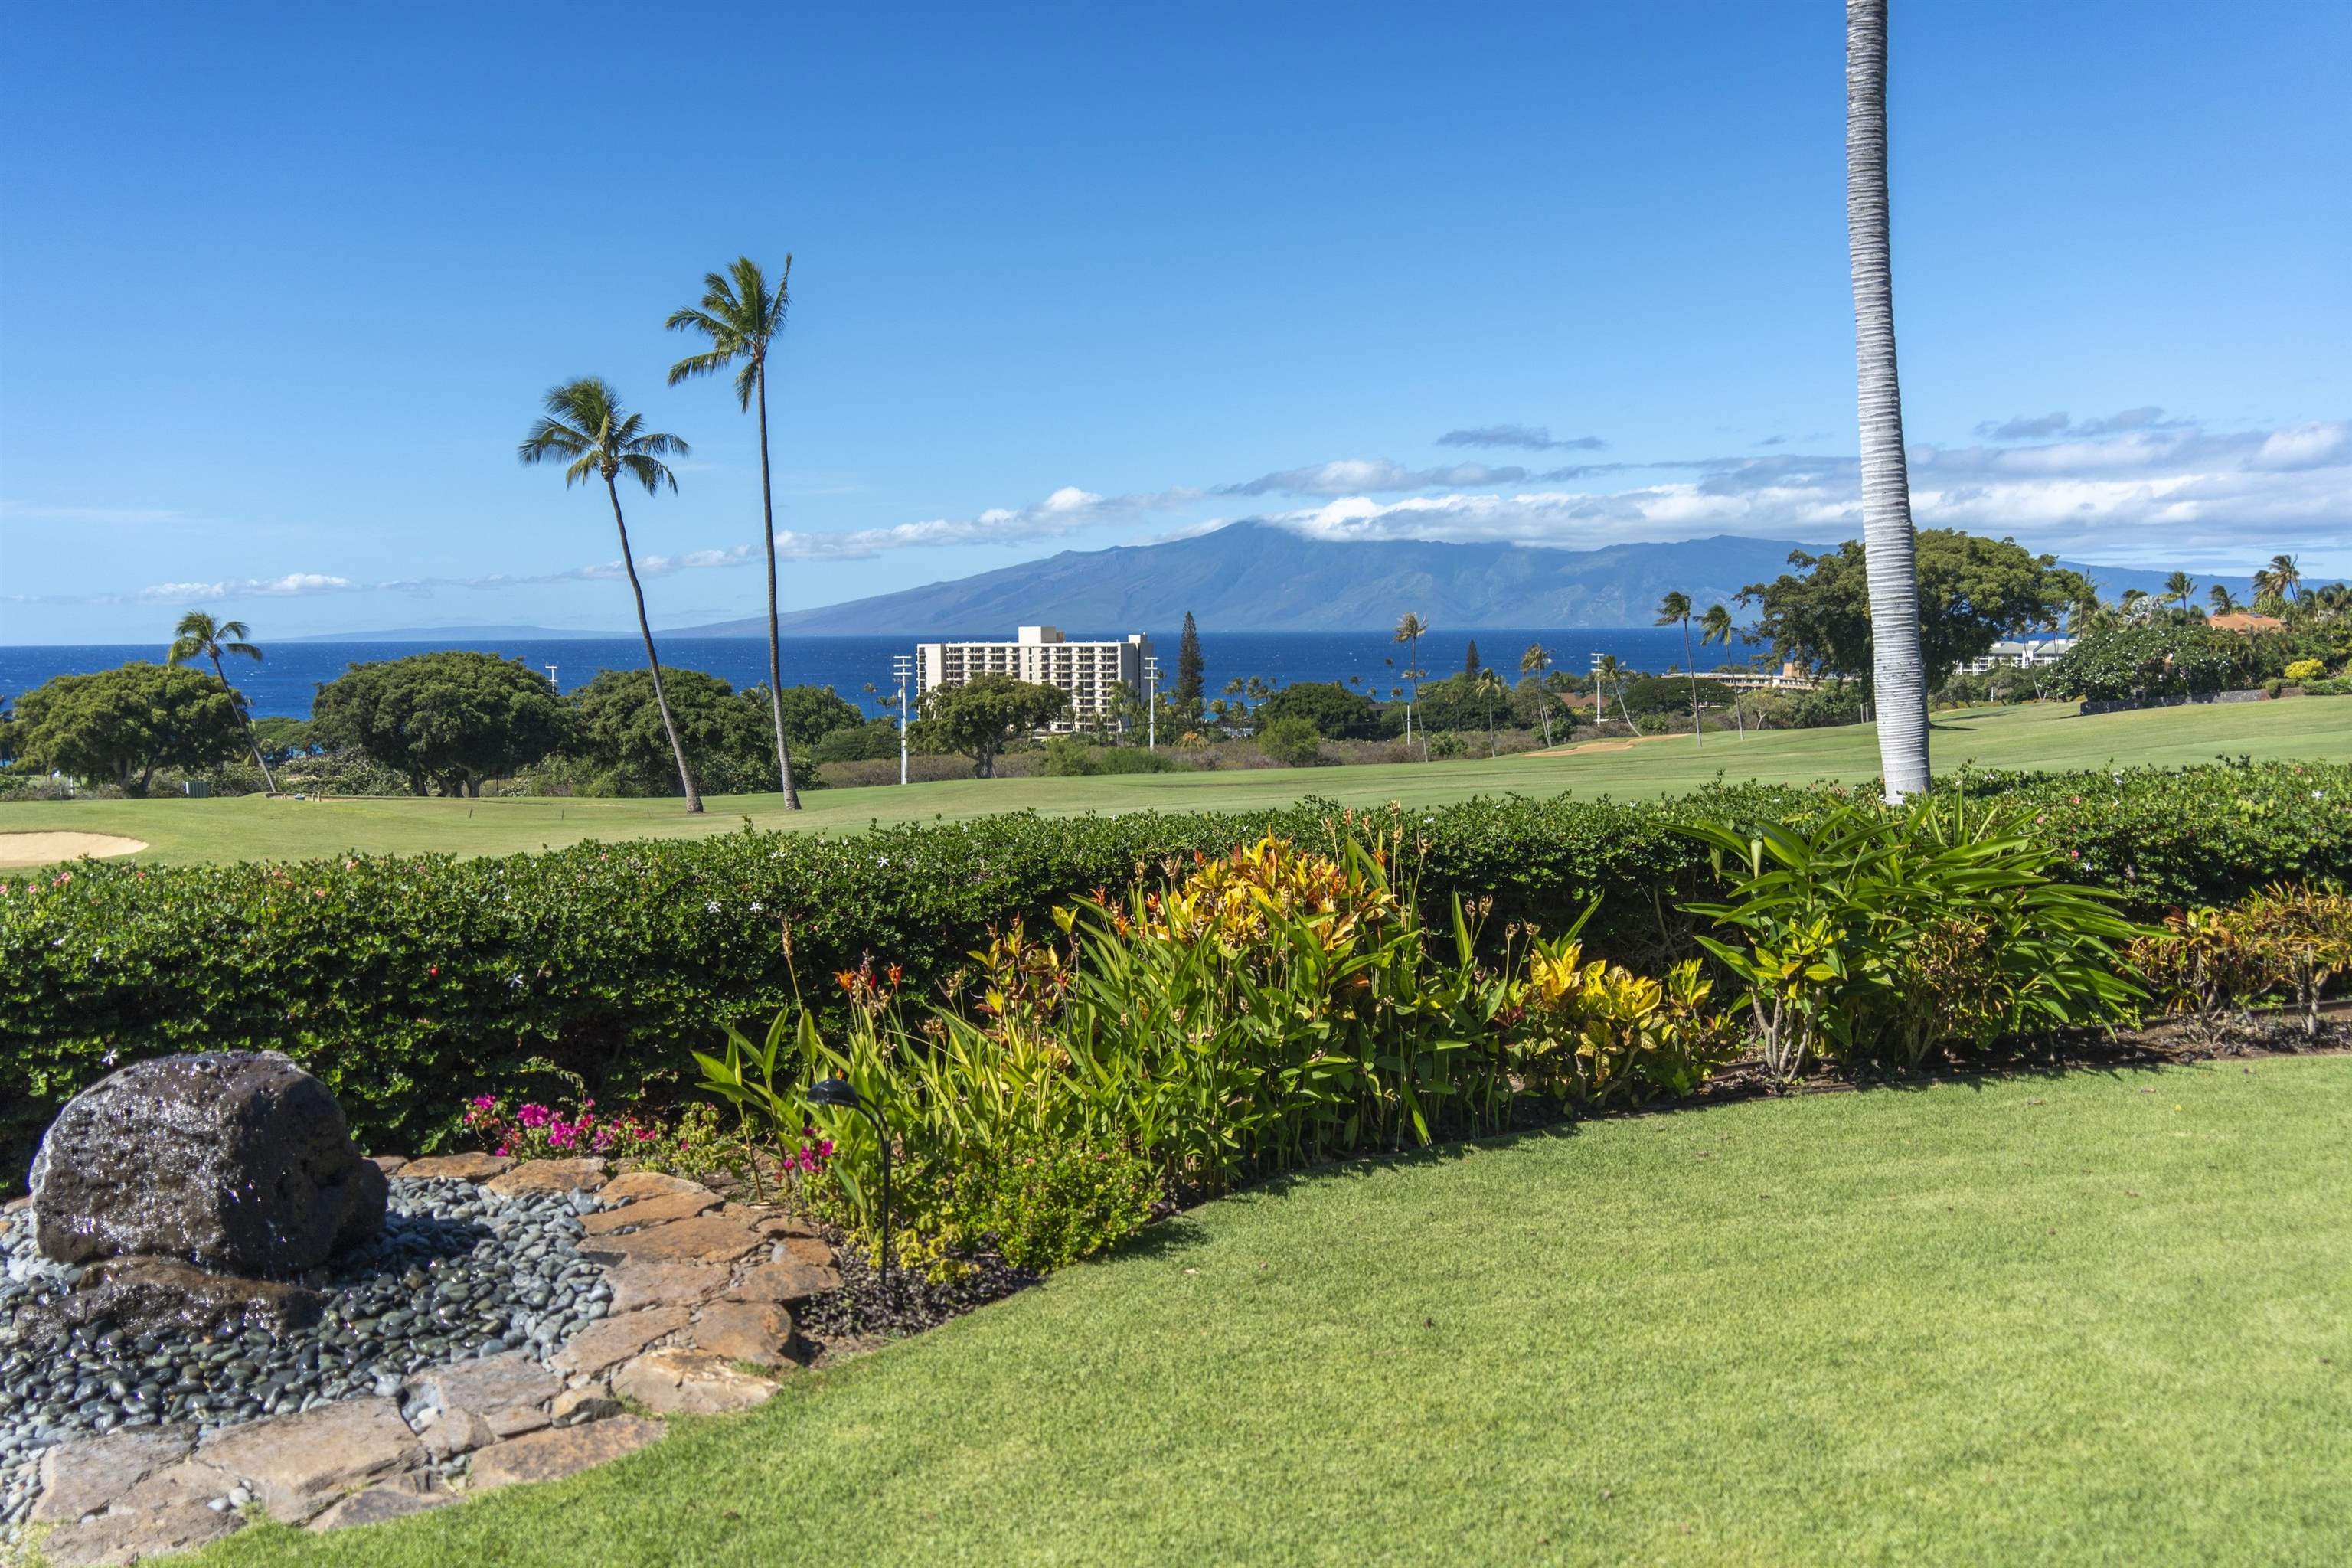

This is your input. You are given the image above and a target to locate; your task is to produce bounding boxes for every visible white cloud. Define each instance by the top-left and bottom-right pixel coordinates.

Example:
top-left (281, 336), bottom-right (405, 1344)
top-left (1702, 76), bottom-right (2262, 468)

top-left (1220, 459), bottom-right (1529, 497)
top-left (132, 572), bottom-right (355, 602)
top-left (2248, 420), bottom-right (2352, 472)
top-left (51, 412), bottom-right (2352, 609)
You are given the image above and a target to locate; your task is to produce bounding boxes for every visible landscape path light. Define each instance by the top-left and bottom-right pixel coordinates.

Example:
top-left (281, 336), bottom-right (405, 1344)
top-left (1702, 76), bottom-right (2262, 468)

top-left (808, 1076), bottom-right (892, 1294)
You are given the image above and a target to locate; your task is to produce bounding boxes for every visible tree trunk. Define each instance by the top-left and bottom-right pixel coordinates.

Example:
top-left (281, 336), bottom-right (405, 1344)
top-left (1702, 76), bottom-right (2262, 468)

top-left (1848, 0), bottom-right (1932, 801)
top-left (606, 474), bottom-right (702, 812)
top-left (211, 651), bottom-right (279, 793)
top-left (1681, 619), bottom-right (1701, 749)
top-left (755, 362), bottom-right (800, 808)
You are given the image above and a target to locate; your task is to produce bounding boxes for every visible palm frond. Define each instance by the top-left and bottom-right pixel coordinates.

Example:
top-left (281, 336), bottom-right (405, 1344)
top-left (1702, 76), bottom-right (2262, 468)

top-left (665, 345), bottom-right (738, 386)
top-left (619, 452), bottom-right (678, 495)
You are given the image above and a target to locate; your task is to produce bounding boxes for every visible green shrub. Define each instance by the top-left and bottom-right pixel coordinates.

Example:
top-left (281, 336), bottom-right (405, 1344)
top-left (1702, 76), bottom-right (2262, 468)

top-left (6, 763), bottom-right (2346, 1181)
top-left (1683, 791), bottom-right (2148, 1078)
top-left (1042, 737), bottom-right (1183, 776)
top-left (809, 1132), bottom-right (1158, 1280)
top-left (1256, 716), bottom-right (1325, 767)
top-left (1963, 760), bottom-right (2352, 916)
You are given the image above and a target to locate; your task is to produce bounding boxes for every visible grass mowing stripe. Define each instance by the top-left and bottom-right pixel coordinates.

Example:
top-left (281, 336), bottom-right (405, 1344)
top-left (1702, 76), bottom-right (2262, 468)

top-left (3, 696), bottom-right (2347, 865)
top-left (189, 1056), bottom-right (2352, 1566)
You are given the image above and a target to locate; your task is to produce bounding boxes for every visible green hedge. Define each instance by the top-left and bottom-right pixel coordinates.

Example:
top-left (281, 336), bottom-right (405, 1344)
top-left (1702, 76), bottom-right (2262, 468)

top-left (5, 761), bottom-right (2347, 1181)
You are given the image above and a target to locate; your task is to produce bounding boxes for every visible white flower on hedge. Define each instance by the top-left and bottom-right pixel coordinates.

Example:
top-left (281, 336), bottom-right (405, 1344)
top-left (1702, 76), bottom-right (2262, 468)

top-left (750, 901), bottom-right (763, 913)
top-left (706, 900), bottom-right (721, 913)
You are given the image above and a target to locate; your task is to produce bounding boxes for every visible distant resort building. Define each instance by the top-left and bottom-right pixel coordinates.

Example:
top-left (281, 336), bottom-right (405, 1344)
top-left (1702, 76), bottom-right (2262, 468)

top-left (917, 626), bottom-right (1153, 733)
top-left (1712, 661), bottom-right (1821, 693)
top-left (1959, 636), bottom-right (2074, 675)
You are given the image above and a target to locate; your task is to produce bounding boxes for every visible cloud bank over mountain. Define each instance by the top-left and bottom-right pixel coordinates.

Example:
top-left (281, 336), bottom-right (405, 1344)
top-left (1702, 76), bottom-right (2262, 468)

top-left (18, 410), bottom-right (2344, 614)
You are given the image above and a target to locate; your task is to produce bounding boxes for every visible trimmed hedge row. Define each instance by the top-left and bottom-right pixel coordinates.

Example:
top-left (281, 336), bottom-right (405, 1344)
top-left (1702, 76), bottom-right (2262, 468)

top-left (5, 760), bottom-right (2347, 1179)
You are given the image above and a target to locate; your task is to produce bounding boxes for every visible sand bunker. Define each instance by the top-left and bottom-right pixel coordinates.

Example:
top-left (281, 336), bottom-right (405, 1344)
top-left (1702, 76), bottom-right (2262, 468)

top-left (0, 831), bottom-right (149, 868)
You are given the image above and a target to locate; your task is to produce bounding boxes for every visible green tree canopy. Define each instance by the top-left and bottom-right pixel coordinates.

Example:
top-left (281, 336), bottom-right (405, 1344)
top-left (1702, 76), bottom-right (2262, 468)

top-left (912, 675), bottom-right (1069, 778)
top-left (2049, 622), bottom-right (2260, 704)
top-left (1253, 681), bottom-right (1380, 740)
top-left (1740, 530), bottom-right (2090, 688)
top-left (760, 683), bottom-right (865, 751)
top-left (1617, 675), bottom-right (1739, 717)
top-left (312, 651), bottom-right (570, 796)
top-left (0, 692), bottom-right (15, 765)
top-left (570, 667), bottom-right (774, 795)
top-left (13, 662), bottom-right (247, 791)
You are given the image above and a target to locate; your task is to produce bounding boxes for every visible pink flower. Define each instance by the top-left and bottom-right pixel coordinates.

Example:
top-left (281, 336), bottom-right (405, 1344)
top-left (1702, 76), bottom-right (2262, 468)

top-left (471, 1095), bottom-right (496, 1111)
top-left (518, 1104), bottom-right (552, 1129)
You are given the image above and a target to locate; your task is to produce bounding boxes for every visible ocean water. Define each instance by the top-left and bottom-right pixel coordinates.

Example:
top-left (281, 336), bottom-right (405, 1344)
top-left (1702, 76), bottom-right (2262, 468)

top-left (0, 628), bottom-right (1704, 721)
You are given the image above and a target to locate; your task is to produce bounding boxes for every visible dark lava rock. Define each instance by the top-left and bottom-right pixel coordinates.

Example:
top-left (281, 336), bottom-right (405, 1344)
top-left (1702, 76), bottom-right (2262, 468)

top-left (21, 1256), bottom-right (327, 1341)
top-left (29, 1052), bottom-right (387, 1276)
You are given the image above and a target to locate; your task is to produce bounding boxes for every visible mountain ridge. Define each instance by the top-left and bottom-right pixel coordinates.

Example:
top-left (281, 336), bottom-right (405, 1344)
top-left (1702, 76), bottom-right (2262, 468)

top-left (665, 522), bottom-right (2230, 636)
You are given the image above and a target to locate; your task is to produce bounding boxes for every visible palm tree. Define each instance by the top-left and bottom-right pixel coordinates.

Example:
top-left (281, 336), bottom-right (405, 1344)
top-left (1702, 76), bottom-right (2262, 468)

top-left (1655, 591), bottom-right (1701, 748)
top-left (1846, 0), bottom-right (1931, 801)
top-left (167, 611), bottom-right (277, 792)
top-left (1393, 612), bottom-right (1429, 757)
top-left (1520, 643), bottom-right (1554, 746)
top-left (2207, 583), bottom-right (2241, 615)
top-left (518, 377), bottom-right (701, 812)
top-left (2255, 554), bottom-right (2305, 603)
top-left (666, 256), bottom-right (801, 808)
top-left (1592, 653), bottom-right (1625, 727)
top-left (2164, 570), bottom-right (2197, 611)
top-left (1472, 666), bottom-right (1507, 754)
top-left (1698, 603), bottom-right (1746, 737)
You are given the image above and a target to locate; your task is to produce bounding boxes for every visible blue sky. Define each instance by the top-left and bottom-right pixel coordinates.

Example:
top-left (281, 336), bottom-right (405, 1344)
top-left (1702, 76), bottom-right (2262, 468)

top-left (2, 1), bottom-right (2345, 644)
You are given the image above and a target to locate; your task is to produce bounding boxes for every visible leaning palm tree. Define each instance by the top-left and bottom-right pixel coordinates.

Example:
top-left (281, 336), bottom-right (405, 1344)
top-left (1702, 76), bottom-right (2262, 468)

top-left (518, 377), bottom-right (701, 812)
top-left (168, 611), bottom-right (276, 792)
top-left (1519, 642), bottom-right (1555, 746)
top-left (1655, 590), bottom-right (1701, 749)
top-left (2256, 554), bottom-right (2304, 603)
top-left (666, 256), bottom-right (801, 808)
top-left (1699, 603), bottom-right (1746, 737)
top-left (2207, 583), bottom-right (2241, 614)
top-left (1846, 0), bottom-right (1931, 801)
top-left (2164, 570), bottom-right (2197, 611)
top-left (1393, 612), bottom-right (1429, 756)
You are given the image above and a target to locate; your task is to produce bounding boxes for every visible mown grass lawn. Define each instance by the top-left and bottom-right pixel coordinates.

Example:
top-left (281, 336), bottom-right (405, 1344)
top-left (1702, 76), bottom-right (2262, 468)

top-left (5, 696), bottom-right (2350, 867)
top-left (191, 1055), bottom-right (2352, 1567)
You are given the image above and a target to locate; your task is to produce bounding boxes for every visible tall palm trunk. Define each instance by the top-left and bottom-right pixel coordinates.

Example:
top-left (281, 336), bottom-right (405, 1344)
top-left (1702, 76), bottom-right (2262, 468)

top-left (1681, 616), bottom-right (1701, 749)
top-left (754, 361), bottom-right (800, 808)
top-left (1847, 0), bottom-right (1931, 801)
top-left (211, 650), bottom-right (279, 792)
top-left (605, 474), bottom-right (702, 812)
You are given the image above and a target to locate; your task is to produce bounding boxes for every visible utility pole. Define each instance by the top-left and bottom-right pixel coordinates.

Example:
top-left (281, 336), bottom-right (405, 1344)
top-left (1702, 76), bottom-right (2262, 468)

top-left (1589, 652), bottom-right (1606, 725)
top-left (892, 652), bottom-right (913, 786)
top-left (1144, 655), bottom-right (1161, 750)
top-left (544, 663), bottom-right (559, 689)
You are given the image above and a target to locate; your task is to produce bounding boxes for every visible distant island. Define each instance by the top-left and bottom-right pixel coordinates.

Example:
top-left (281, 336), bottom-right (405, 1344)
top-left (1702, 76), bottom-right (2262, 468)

top-left (658, 522), bottom-right (2245, 636)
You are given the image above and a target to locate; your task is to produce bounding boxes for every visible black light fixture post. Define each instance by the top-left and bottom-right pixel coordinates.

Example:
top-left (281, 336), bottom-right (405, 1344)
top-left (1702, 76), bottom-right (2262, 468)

top-left (808, 1077), bottom-right (890, 1293)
